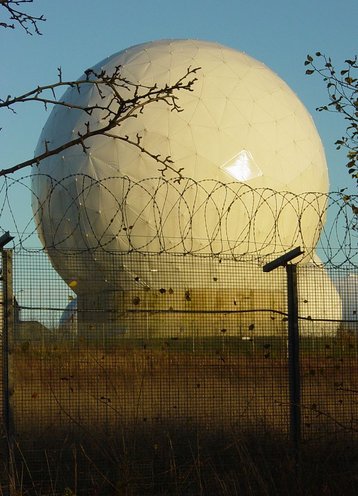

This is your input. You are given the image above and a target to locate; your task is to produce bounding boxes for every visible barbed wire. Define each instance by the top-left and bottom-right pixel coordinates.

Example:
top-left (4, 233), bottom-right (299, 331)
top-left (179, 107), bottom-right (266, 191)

top-left (0, 173), bottom-right (356, 267)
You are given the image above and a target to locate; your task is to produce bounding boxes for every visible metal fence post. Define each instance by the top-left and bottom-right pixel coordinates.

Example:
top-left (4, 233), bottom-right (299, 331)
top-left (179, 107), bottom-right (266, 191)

top-left (2, 248), bottom-right (15, 495)
top-left (286, 263), bottom-right (301, 462)
top-left (263, 247), bottom-right (303, 469)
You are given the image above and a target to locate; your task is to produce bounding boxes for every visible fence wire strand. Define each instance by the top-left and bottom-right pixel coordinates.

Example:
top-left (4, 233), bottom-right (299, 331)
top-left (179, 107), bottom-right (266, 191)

top-left (0, 174), bottom-right (356, 266)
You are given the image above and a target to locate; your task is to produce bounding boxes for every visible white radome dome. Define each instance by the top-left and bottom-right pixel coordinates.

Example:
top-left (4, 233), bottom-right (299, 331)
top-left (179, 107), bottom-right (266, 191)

top-left (32, 39), bottom-right (329, 290)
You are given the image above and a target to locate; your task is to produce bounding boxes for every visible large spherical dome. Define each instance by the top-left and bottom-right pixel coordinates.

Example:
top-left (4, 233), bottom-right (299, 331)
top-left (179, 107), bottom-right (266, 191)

top-left (32, 39), bottom-right (329, 288)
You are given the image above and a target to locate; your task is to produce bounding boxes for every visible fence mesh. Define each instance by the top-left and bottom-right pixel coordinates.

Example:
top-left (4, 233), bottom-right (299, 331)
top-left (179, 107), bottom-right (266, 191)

top-left (1, 249), bottom-right (358, 494)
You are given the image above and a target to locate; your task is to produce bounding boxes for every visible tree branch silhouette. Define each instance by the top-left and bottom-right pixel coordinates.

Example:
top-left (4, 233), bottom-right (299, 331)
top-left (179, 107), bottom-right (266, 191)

top-left (305, 53), bottom-right (358, 222)
top-left (0, 65), bottom-right (200, 181)
top-left (305, 53), bottom-right (357, 190)
top-left (0, 0), bottom-right (45, 34)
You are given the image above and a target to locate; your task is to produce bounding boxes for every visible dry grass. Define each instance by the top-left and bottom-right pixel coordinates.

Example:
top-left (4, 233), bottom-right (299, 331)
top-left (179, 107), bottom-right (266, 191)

top-left (8, 341), bottom-right (358, 437)
top-left (3, 426), bottom-right (358, 495)
top-left (1, 339), bottom-right (358, 494)
top-left (11, 344), bottom-right (289, 436)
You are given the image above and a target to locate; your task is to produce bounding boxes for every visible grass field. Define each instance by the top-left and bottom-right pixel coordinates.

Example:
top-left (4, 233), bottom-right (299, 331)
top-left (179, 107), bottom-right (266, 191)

top-left (1, 335), bottom-right (358, 494)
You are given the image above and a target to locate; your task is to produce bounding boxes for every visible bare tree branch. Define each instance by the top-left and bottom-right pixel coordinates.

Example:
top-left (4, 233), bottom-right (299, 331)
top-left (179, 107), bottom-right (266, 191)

top-left (0, 2), bottom-right (199, 182)
top-left (0, 0), bottom-right (45, 35)
top-left (0, 65), bottom-right (200, 180)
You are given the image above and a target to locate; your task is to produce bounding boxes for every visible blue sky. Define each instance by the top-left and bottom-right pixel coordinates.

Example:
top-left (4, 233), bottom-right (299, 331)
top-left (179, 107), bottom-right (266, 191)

top-left (0, 0), bottom-right (357, 242)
